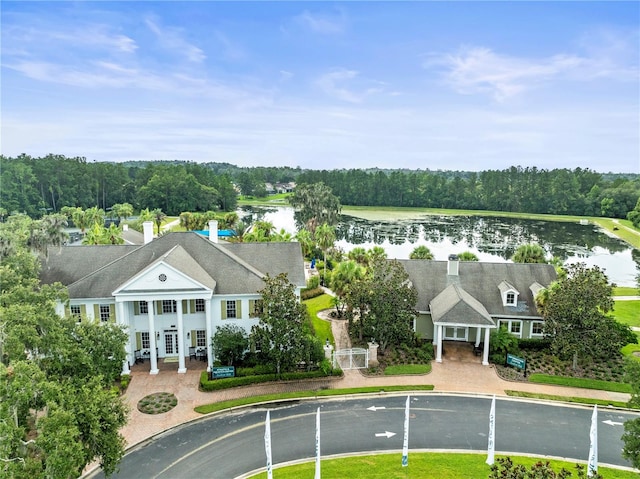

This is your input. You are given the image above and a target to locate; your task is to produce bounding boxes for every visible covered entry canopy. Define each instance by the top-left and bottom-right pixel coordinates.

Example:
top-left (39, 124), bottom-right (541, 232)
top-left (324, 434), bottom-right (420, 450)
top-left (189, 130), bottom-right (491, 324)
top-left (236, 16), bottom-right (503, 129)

top-left (430, 284), bottom-right (496, 365)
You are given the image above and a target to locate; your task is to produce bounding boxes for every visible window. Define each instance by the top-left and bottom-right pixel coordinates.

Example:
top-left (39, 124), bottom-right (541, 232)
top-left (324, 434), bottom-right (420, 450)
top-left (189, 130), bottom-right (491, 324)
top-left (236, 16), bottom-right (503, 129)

top-left (531, 321), bottom-right (544, 337)
top-left (249, 299), bottom-right (263, 318)
top-left (139, 301), bottom-right (148, 314)
top-left (99, 304), bottom-right (111, 322)
top-left (226, 300), bottom-right (237, 319)
top-left (195, 299), bottom-right (205, 312)
top-left (162, 300), bottom-right (177, 314)
top-left (141, 331), bottom-right (150, 349)
top-left (510, 321), bottom-right (522, 337)
top-left (506, 292), bottom-right (516, 305)
top-left (70, 305), bottom-right (82, 322)
top-left (196, 330), bottom-right (206, 347)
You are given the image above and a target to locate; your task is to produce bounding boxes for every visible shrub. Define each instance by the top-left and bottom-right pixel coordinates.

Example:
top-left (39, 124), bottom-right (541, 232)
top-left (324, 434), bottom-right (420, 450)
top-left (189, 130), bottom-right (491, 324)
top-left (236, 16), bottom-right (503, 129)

top-left (305, 275), bottom-right (320, 290)
top-left (199, 369), bottom-right (342, 392)
top-left (518, 338), bottom-right (551, 351)
top-left (301, 287), bottom-right (324, 300)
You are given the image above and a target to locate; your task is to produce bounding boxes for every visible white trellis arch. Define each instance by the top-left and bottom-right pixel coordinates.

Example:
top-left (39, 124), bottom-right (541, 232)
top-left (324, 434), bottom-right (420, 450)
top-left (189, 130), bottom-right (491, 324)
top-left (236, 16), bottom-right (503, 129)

top-left (332, 348), bottom-right (369, 370)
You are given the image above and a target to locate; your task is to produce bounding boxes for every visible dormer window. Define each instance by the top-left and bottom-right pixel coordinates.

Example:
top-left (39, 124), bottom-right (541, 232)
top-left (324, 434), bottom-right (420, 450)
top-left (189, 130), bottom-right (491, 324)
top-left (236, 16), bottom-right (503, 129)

top-left (498, 281), bottom-right (519, 307)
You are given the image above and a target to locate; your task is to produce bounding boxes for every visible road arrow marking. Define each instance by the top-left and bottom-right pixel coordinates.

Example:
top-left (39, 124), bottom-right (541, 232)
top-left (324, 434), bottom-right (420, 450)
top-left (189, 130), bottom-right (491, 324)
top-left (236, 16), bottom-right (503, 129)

top-left (367, 406), bottom-right (386, 412)
top-left (375, 431), bottom-right (396, 438)
top-left (602, 420), bottom-right (623, 426)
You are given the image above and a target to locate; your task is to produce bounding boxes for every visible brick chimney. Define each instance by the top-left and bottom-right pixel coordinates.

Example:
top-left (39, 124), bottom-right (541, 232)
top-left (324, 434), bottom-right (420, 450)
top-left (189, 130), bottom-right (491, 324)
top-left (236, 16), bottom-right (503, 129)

top-left (209, 220), bottom-right (218, 243)
top-left (143, 221), bottom-right (154, 244)
top-left (447, 254), bottom-right (459, 276)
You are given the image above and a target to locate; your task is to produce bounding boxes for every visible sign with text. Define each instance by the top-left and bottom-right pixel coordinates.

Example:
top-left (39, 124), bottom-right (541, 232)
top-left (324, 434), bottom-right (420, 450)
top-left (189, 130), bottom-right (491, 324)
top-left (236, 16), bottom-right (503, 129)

top-left (211, 366), bottom-right (235, 379)
top-left (506, 354), bottom-right (526, 370)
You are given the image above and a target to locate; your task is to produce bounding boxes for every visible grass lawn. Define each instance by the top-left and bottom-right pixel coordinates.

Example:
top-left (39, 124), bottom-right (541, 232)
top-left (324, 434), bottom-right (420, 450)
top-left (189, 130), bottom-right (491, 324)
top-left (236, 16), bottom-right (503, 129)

top-left (528, 373), bottom-right (632, 393)
top-left (622, 341), bottom-right (640, 359)
top-left (505, 390), bottom-right (631, 409)
top-left (249, 452), bottom-right (638, 479)
top-left (384, 364), bottom-right (431, 375)
top-left (304, 294), bottom-right (335, 346)
top-left (613, 300), bottom-right (640, 327)
top-left (614, 287), bottom-right (639, 296)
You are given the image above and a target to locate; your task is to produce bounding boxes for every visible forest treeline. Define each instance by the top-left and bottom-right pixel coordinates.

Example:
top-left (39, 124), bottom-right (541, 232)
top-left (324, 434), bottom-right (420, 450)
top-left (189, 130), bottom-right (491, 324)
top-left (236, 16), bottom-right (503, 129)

top-left (297, 167), bottom-right (639, 218)
top-left (1, 154), bottom-right (638, 219)
top-left (1, 154), bottom-right (238, 217)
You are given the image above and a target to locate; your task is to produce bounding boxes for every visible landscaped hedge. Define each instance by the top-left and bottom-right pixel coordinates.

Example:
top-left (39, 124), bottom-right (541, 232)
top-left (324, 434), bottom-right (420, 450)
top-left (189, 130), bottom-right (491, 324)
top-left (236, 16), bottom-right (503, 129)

top-left (301, 287), bottom-right (324, 300)
top-left (199, 369), bottom-right (343, 392)
top-left (518, 338), bottom-right (551, 351)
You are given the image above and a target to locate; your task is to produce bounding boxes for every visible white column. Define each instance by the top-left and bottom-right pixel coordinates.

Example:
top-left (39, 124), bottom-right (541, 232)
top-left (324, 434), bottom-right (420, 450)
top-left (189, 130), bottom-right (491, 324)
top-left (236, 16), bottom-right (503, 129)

top-left (432, 322), bottom-right (438, 346)
top-left (205, 299), bottom-right (213, 372)
top-left (482, 327), bottom-right (491, 366)
top-left (475, 327), bottom-right (481, 347)
top-left (436, 324), bottom-right (443, 363)
top-left (177, 300), bottom-right (186, 373)
top-left (148, 303), bottom-right (159, 375)
top-left (117, 300), bottom-right (130, 375)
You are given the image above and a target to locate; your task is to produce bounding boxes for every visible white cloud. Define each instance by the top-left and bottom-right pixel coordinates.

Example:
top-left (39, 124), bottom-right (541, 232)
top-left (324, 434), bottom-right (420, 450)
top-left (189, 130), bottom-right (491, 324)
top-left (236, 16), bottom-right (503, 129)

top-left (427, 46), bottom-right (586, 101)
top-left (315, 69), bottom-right (384, 103)
top-left (294, 8), bottom-right (347, 35)
top-left (144, 17), bottom-right (206, 63)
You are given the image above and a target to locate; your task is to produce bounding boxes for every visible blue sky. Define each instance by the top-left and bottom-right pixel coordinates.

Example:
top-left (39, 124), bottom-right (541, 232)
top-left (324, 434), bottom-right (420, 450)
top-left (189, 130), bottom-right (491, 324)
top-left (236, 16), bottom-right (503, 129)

top-left (2, 1), bottom-right (639, 173)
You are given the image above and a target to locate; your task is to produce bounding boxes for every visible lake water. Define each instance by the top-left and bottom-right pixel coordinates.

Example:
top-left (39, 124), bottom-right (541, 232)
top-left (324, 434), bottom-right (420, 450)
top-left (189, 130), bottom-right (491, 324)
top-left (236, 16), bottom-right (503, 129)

top-left (240, 206), bottom-right (639, 287)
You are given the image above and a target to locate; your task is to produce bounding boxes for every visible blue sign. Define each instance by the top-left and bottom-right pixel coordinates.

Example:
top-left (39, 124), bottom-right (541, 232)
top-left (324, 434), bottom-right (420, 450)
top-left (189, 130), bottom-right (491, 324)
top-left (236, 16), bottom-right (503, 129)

top-left (506, 354), bottom-right (526, 370)
top-left (211, 366), bottom-right (235, 379)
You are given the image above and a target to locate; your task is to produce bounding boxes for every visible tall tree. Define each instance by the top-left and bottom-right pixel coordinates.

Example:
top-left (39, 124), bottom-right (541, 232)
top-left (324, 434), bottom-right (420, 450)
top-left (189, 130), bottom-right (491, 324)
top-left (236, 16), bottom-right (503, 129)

top-left (289, 182), bottom-right (341, 233)
top-left (512, 243), bottom-right (547, 264)
top-left (314, 223), bottom-right (336, 286)
top-left (345, 258), bottom-right (417, 351)
top-left (250, 273), bottom-right (307, 376)
top-left (409, 245), bottom-right (434, 259)
top-left (542, 263), bottom-right (635, 369)
top-left (152, 208), bottom-right (167, 235)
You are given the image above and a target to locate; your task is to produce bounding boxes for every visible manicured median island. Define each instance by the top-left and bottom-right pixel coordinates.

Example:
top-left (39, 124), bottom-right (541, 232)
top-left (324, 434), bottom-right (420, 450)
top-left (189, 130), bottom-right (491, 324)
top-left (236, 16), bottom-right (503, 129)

top-left (505, 390), bottom-right (634, 409)
top-left (384, 364), bottom-right (432, 375)
top-left (248, 452), bottom-right (638, 478)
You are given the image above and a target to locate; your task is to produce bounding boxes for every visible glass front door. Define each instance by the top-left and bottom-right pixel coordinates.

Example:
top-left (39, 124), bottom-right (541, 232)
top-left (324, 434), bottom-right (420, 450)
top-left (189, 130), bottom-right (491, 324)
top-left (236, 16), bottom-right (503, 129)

top-left (164, 331), bottom-right (178, 356)
top-left (444, 326), bottom-right (468, 341)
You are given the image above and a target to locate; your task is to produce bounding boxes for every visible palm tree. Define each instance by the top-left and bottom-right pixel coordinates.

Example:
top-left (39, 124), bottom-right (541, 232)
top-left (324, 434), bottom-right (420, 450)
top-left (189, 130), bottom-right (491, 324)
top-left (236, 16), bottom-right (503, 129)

top-left (294, 228), bottom-right (314, 258)
top-left (458, 251), bottom-right (479, 261)
top-left (111, 203), bottom-right (133, 222)
top-left (409, 245), bottom-right (434, 259)
top-left (347, 247), bottom-right (368, 265)
top-left (151, 208), bottom-right (167, 235)
top-left (330, 260), bottom-right (365, 299)
top-left (512, 243), bottom-right (547, 263)
top-left (315, 223), bottom-right (336, 286)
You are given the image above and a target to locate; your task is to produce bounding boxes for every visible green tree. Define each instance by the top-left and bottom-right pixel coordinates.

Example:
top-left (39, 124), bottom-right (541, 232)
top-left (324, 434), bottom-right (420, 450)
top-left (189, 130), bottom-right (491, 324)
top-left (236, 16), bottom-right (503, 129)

top-left (315, 223), bottom-right (336, 286)
top-left (152, 208), bottom-right (167, 235)
top-left (289, 182), bottom-right (341, 233)
top-left (0, 229), bottom-right (128, 477)
top-left (250, 273), bottom-right (308, 376)
top-left (628, 197), bottom-right (640, 228)
top-left (110, 203), bottom-right (133, 222)
top-left (489, 326), bottom-right (519, 362)
top-left (330, 260), bottom-right (365, 317)
top-left (294, 228), bottom-right (314, 259)
top-left (83, 223), bottom-right (124, 245)
top-left (347, 247), bottom-right (368, 265)
top-left (409, 245), bottom-right (434, 259)
top-left (622, 418), bottom-right (640, 469)
top-left (458, 251), bottom-right (479, 261)
top-left (212, 324), bottom-right (249, 366)
top-left (512, 243), bottom-right (547, 263)
top-left (345, 258), bottom-right (417, 351)
top-left (542, 263), bottom-right (634, 370)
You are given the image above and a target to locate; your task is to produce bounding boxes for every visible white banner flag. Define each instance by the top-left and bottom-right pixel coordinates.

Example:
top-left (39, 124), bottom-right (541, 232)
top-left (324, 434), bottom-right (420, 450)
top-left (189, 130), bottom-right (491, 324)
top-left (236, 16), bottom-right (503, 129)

top-left (402, 395), bottom-right (410, 467)
top-left (588, 405), bottom-right (598, 477)
top-left (315, 407), bottom-right (321, 479)
top-left (265, 411), bottom-right (273, 479)
top-left (486, 395), bottom-right (496, 465)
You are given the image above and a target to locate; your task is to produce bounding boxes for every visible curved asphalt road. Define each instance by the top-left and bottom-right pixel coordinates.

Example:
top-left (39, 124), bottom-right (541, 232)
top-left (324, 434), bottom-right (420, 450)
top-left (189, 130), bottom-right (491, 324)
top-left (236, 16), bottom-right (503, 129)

top-left (90, 395), bottom-right (640, 478)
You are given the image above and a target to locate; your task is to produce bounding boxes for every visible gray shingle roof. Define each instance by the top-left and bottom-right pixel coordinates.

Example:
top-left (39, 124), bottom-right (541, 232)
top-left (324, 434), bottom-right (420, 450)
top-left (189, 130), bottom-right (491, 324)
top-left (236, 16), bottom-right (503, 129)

top-left (430, 284), bottom-right (494, 326)
top-left (398, 259), bottom-right (556, 319)
top-left (40, 232), bottom-right (305, 299)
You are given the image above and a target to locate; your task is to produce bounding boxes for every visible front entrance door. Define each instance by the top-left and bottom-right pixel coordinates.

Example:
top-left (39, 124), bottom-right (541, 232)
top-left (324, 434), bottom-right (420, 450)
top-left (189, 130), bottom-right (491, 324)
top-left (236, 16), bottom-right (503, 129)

top-left (164, 330), bottom-right (178, 357)
top-left (444, 326), bottom-right (468, 341)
